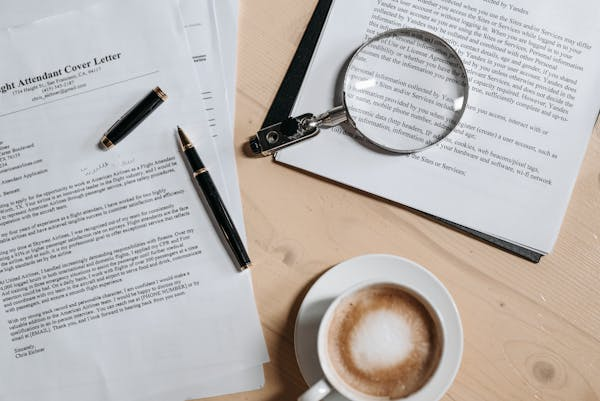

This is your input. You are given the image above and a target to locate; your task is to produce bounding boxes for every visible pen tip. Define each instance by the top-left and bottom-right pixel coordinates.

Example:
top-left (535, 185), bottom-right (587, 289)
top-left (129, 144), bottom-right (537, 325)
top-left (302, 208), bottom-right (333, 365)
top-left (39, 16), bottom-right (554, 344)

top-left (177, 126), bottom-right (193, 150)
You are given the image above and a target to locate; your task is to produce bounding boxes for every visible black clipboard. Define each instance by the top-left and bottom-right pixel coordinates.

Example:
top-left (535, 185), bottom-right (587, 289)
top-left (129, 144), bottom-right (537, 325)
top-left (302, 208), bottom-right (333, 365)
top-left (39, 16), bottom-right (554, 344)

top-left (261, 0), bottom-right (542, 263)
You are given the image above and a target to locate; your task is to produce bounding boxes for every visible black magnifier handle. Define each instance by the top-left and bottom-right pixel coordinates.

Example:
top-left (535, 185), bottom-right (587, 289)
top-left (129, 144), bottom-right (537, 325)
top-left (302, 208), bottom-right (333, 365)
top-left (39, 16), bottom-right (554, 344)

top-left (249, 106), bottom-right (347, 157)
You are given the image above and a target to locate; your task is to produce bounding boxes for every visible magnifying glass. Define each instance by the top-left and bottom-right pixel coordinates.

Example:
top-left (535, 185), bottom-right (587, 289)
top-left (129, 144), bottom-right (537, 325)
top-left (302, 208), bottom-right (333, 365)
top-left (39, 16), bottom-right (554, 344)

top-left (249, 28), bottom-right (469, 156)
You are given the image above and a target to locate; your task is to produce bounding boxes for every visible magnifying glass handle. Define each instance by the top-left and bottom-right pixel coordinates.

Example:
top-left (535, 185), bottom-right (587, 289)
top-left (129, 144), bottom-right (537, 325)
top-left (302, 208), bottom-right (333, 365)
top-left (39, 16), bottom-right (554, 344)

top-left (248, 106), bottom-right (348, 157)
top-left (249, 113), bottom-right (319, 157)
top-left (311, 105), bottom-right (347, 128)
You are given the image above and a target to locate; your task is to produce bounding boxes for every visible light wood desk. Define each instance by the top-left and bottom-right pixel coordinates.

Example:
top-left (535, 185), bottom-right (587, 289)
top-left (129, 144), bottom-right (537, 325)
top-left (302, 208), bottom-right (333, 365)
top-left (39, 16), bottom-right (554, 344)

top-left (209, 1), bottom-right (600, 400)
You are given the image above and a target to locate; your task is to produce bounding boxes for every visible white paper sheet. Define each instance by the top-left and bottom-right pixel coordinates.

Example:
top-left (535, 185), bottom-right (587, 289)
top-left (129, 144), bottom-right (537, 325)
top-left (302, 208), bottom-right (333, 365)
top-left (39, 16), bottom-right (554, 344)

top-left (212, 0), bottom-right (239, 123)
top-left (276, 0), bottom-right (600, 253)
top-left (0, 1), bottom-right (267, 400)
top-left (13, 362), bottom-right (264, 401)
top-left (135, 366), bottom-right (264, 401)
top-left (180, 0), bottom-right (246, 242)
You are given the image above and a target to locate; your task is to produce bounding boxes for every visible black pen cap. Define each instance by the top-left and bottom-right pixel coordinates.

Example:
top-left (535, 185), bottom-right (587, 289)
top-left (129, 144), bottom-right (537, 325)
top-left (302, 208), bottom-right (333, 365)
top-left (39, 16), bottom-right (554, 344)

top-left (99, 87), bottom-right (167, 150)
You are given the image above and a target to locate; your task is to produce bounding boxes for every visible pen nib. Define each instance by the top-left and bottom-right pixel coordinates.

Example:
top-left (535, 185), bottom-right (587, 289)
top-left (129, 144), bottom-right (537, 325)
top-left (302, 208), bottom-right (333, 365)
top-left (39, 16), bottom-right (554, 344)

top-left (177, 126), bottom-right (194, 151)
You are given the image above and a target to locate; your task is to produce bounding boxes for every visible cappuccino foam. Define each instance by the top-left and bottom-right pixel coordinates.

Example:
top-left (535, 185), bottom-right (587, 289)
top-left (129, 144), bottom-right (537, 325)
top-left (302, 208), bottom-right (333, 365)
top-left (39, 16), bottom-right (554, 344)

top-left (327, 284), bottom-right (441, 399)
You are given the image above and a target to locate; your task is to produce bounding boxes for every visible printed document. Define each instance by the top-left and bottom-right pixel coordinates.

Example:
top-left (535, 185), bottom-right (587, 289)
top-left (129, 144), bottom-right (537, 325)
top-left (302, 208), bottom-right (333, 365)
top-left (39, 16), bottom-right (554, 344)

top-left (0, 0), bottom-right (263, 398)
top-left (0, 0), bottom-right (267, 400)
top-left (276, 0), bottom-right (600, 253)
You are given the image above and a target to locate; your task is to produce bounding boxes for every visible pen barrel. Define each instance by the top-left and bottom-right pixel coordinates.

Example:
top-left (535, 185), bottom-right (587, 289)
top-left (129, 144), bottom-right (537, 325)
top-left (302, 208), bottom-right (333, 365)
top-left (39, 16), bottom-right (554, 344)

top-left (184, 147), bottom-right (205, 171)
top-left (103, 87), bottom-right (166, 146)
top-left (194, 171), bottom-right (251, 269)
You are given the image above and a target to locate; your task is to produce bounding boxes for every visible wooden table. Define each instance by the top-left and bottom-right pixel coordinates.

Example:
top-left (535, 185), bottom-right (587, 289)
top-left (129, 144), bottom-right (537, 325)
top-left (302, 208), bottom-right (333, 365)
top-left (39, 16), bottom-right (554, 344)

top-left (209, 1), bottom-right (600, 400)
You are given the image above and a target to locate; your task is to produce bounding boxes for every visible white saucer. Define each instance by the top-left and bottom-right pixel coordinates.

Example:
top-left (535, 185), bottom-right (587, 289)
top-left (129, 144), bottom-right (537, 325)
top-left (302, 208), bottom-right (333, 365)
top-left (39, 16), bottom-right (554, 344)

top-left (293, 254), bottom-right (463, 401)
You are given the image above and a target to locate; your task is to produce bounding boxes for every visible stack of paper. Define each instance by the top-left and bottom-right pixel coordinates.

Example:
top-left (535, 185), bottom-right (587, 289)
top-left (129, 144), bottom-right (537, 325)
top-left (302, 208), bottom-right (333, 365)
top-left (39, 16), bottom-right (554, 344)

top-left (0, 0), bottom-right (268, 400)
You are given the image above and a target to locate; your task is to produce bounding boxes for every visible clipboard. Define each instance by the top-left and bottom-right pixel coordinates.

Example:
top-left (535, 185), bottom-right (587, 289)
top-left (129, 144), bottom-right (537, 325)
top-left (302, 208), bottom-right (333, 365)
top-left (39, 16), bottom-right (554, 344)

top-left (261, 0), bottom-right (542, 263)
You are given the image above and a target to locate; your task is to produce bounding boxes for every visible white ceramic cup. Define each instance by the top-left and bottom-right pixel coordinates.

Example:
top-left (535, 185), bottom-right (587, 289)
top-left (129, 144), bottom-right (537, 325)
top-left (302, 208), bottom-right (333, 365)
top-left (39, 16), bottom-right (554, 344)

top-left (298, 279), bottom-right (462, 401)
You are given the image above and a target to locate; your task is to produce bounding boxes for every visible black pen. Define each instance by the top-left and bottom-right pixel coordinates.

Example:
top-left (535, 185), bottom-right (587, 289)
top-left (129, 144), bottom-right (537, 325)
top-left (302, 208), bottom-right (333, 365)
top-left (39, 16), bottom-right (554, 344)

top-left (177, 126), bottom-right (251, 271)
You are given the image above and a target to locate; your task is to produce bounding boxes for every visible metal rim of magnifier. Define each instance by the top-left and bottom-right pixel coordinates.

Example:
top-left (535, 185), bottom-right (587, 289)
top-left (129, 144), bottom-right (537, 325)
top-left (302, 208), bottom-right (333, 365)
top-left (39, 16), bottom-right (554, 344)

top-left (341, 28), bottom-right (470, 154)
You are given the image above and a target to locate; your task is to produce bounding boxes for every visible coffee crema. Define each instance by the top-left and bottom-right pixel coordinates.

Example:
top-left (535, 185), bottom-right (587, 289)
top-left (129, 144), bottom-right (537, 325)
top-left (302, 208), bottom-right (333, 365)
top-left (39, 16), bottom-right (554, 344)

top-left (327, 284), bottom-right (442, 399)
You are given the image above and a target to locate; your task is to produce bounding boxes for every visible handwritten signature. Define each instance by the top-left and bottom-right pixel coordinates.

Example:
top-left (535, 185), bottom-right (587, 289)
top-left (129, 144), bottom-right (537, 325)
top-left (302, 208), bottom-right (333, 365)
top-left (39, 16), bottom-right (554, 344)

top-left (80, 157), bottom-right (135, 177)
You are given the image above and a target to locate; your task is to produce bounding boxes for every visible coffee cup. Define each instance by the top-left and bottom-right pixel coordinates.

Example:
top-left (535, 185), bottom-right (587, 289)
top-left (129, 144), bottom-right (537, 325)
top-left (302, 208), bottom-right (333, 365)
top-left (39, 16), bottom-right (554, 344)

top-left (298, 279), bottom-right (462, 401)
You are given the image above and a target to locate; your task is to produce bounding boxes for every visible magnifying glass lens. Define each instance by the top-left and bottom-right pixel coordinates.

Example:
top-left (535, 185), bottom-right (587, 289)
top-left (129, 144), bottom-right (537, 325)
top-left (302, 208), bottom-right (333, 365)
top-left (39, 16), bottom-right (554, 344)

top-left (344, 30), bottom-right (468, 153)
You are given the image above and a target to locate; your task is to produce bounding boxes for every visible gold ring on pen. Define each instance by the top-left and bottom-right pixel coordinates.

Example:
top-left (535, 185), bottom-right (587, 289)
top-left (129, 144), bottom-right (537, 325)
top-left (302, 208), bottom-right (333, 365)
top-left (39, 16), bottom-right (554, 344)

top-left (100, 135), bottom-right (114, 149)
top-left (193, 168), bottom-right (208, 177)
top-left (153, 87), bottom-right (168, 102)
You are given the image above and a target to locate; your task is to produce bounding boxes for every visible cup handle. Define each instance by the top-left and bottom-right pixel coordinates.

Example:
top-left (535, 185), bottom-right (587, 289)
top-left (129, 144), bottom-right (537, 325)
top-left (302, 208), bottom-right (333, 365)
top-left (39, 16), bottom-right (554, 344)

top-left (298, 378), bottom-right (332, 401)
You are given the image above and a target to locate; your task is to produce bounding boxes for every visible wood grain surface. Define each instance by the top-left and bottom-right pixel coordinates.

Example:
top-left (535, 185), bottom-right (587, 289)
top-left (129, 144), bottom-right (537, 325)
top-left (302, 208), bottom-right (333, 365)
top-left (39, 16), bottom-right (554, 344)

top-left (206, 1), bottom-right (600, 400)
